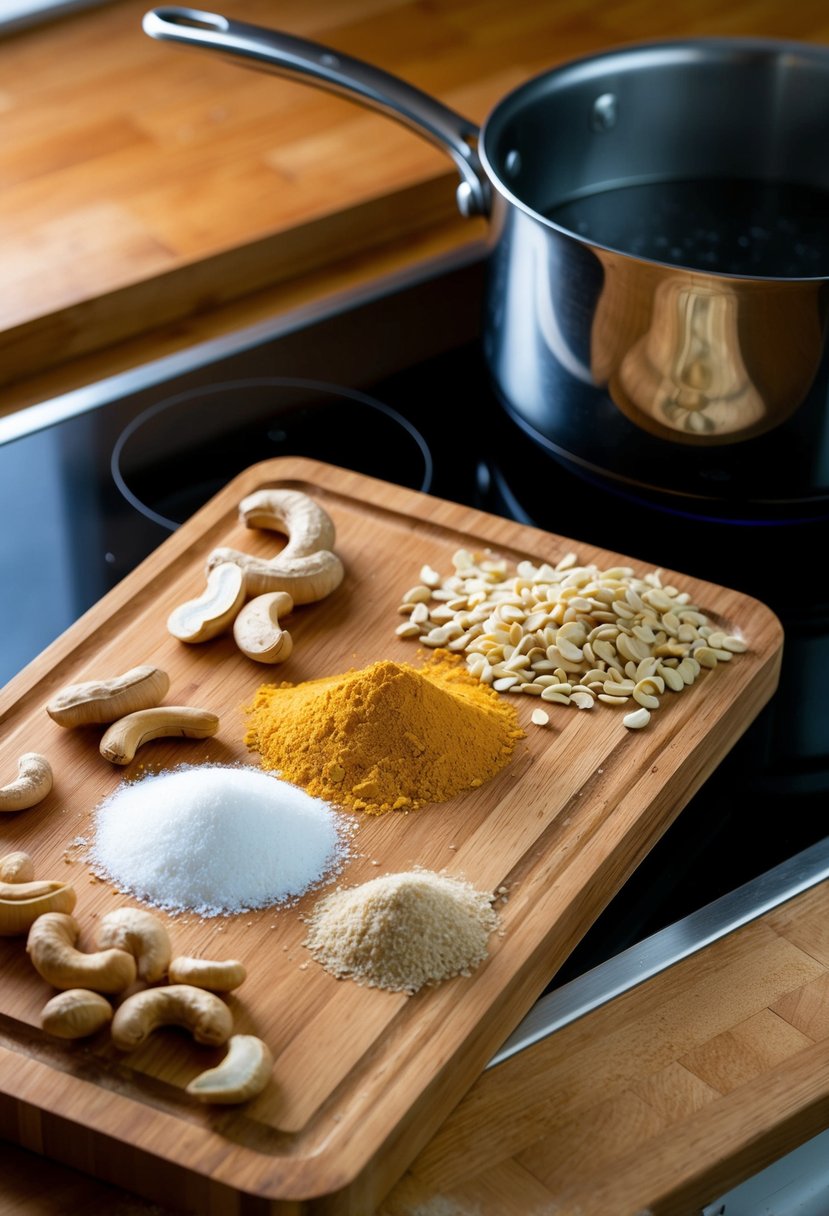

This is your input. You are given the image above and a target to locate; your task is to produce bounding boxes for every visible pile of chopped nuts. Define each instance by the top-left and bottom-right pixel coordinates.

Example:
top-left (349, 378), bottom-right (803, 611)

top-left (396, 550), bottom-right (747, 729)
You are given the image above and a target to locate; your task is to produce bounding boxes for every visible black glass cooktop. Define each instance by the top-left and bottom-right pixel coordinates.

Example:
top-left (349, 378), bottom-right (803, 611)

top-left (1, 248), bottom-right (826, 981)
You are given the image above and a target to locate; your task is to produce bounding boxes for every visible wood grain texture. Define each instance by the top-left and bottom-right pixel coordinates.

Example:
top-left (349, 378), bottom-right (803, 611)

top-left (382, 884), bottom-right (829, 1216)
top-left (5, 882), bottom-right (829, 1216)
top-left (1, 0), bottom-right (828, 388)
top-left (0, 458), bottom-right (782, 1213)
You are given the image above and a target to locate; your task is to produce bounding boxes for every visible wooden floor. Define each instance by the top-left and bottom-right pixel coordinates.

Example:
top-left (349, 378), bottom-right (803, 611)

top-left (1, 0), bottom-right (828, 390)
top-left (3, 880), bottom-right (828, 1215)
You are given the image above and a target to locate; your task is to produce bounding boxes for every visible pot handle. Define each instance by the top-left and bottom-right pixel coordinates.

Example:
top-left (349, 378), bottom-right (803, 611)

top-left (142, 6), bottom-right (490, 217)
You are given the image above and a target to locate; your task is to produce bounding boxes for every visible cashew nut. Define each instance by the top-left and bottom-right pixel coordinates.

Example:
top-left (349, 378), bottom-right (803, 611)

top-left (186, 1034), bottom-right (273, 1105)
top-left (1, 878), bottom-right (73, 901)
top-left (239, 489), bottom-right (337, 552)
top-left (207, 488), bottom-right (343, 604)
top-left (0, 753), bottom-right (53, 812)
top-left (207, 547), bottom-right (343, 605)
top-left (168, 956), bottom-right (247, 992)
top-left (110, 984), bottom-right (233, 1050)
top-left (99, 706), bottom-right (220, 765)
top-left (0, 851), bottom-right (35, 883)
top-left (95, 907), bottom-right (173, 983)
top-left (0, 883), bottom-right (76, 937)
top-left (41, 989), bottom-right (113, 1039)
top-left (167, 562), bottom-right (246, 643)
top-left (27, 912), bottom-right (137, 993)
top-left (46, 665), bottom-right (170, 728)
top-left (232, 591), bottom-right (294, 664)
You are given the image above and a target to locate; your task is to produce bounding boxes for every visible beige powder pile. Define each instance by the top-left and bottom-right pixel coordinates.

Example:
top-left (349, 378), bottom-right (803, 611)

top-left (303, 868), bottom-right (499, 994)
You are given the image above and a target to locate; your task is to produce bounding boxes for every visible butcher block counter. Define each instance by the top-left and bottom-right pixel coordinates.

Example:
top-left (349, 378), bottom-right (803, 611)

top-left (1, 1), bottom-right (828, 1215)
top-left (1, 0), bottom-right (829, 408)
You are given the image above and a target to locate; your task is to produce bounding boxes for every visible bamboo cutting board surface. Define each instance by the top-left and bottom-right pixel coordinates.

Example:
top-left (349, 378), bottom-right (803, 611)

top-left (0, 457), bottom-right (783, 1214)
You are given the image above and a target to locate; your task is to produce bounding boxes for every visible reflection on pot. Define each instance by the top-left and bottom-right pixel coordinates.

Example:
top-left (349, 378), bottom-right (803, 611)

top-left (591, 255), bottom-right (827, 445)
top-left (614, 280), bottom-right (765, 440)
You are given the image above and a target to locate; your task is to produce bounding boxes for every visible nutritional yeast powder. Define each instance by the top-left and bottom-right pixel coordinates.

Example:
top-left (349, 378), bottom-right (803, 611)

top-left (303, 869), bottom-right (500, 993)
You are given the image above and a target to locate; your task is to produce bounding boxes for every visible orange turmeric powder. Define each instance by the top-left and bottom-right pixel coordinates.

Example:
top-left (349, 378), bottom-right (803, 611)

top-left (243, 650), bottom-right (524, 815)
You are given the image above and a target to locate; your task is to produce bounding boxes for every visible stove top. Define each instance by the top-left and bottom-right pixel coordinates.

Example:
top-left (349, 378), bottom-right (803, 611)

top-left (1, 246), bottom-right (826, 986)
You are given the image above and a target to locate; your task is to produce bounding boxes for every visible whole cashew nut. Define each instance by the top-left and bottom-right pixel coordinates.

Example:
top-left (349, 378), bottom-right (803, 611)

top-left (232, 591), bottom-right (294, 664)
top-left (41, 989), bottom-right (113, 1039)
top-left (186, 1034), bottom-right (273, 1104)
top-left (239, 489), bottom-right (336, 552)
top-left (110, 984), bottom-right (233, 1051)
top-left (46, 665), bottom-right (170, 728)
top-left (1, 878), bottom-right (72, 902)
top-left (168, 956), bottom-right (247, 992)
top-left (0, 851), bottom-right (35, 883)
top-left (207, 488), bottom-right (344, 604)
top-left (0, 883), bottom-right (76, 937)
top-left (99, 706), bottom-right (220, 765)
top-left (0, 753), bottom-right (53, 812)
top-left (27, 912), bottom-right (137, 993)
top-left (95, 907), bottom-right (173, 983)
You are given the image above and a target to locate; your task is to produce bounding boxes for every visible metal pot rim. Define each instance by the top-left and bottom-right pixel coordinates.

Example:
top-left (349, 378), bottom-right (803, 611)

top-left (477, 34), bottom-right (829, 283)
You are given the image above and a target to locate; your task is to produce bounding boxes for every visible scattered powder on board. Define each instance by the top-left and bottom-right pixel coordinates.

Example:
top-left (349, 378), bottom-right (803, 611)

top-left (244, 651), bottom-right (524, 815)
top-left (89, 764), bottom-right (351, 917)
top-left (304, 869), bottom-right (500, 993)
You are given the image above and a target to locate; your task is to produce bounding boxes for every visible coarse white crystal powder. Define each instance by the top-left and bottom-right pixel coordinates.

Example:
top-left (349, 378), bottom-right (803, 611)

top-left (89, 764), bottom-right (351, 917)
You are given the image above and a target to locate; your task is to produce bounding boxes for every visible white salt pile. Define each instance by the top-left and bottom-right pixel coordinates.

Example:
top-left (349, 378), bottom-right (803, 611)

top-left (90, 764), bottom-right (350, 917)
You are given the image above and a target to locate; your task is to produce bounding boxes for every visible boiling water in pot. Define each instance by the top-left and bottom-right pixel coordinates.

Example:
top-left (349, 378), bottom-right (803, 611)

top-left (546, 178), bottom-right (829, 277)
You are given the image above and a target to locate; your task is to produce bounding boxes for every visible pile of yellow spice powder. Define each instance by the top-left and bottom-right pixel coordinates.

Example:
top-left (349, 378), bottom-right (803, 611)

top-left (244, 651), bottom-right (524, 814)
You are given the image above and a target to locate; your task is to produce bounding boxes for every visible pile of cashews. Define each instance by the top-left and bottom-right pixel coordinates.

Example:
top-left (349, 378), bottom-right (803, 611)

top-left (0, 490), bottom-right (344, 802)
top-left (167, 488), bottom-right (345, 664)
top-left (1, 667), bottom-right (220, 805)
top-left (1, 849), bottom-right (272, 1105)
top-left (0, 489), bottom-right (345, 1102)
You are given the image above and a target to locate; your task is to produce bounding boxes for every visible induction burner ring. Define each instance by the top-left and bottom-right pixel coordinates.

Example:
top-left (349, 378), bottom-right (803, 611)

top-left (111, 376), bottom-right (435, 531)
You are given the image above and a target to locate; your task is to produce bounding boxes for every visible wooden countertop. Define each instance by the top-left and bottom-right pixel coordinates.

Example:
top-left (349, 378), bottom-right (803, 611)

top-left (3, 879), bottom-right (828, 1215)
top-left (1, 0), bottom-right (828, 408)
top-left (1, 0), bottom-right (828, 1211)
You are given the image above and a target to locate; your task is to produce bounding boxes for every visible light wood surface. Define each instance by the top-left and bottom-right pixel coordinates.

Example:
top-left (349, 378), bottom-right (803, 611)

top-left (4, 878), bottom-right (828, 1216)
top-left (0, 0), bottom-right (823, 1210)
top-left (382, 882), bottom-right (829, 1216)
top-left (1, 0), bottom-right (828, 394)
top-left (0, 458), bottom-right (782, 1213)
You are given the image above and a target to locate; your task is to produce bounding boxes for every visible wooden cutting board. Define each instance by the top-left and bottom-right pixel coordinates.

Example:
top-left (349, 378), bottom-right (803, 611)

top-left (0, 457), bottom-right (783, 1214)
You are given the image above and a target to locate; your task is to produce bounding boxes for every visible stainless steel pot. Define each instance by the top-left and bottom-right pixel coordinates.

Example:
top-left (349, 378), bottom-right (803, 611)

top-left (143, 9), bottom-right (829, 506)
